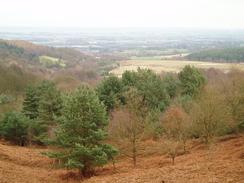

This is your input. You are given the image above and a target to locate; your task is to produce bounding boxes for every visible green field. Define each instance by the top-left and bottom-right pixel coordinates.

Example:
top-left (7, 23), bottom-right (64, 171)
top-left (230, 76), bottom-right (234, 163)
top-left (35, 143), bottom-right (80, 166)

top-left (39, 56), bottom-right (66, 68)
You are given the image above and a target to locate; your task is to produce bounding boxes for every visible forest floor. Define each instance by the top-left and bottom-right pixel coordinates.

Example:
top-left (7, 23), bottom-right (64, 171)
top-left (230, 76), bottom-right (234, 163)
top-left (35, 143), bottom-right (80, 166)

top-left (0, 135), bottom-right (244, 183)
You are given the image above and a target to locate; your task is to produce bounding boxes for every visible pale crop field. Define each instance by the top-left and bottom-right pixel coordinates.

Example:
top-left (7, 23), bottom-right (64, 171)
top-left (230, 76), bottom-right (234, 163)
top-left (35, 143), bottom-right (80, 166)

top-left (110, 60), bottom-right (244, 77)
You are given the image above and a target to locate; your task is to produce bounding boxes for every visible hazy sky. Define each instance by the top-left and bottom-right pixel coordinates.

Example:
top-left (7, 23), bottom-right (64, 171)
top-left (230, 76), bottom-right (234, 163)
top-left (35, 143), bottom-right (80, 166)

top-left (0, 0), bottom-right (244, 29)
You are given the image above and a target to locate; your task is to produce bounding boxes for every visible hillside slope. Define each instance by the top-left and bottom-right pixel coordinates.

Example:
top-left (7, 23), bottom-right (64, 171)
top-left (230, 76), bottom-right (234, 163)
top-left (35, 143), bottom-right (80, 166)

top-left (0, 135), bottom-right (243, 183)
top-left (0, 64), bottom-right (39, 94)
top-left (0, 39), bottom-right (96, 68)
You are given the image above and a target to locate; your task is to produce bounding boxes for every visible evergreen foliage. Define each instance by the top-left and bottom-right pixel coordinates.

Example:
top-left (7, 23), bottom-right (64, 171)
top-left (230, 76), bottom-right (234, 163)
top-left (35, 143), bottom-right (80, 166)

top-left (38, 80), bottom-right (62, 123)
top-left (96, 75), bottom-right (124, 112)
top-left (122, 68), bottom-right (170, 111)
top-left (22, 80), bottom-right (62, 144)
top-left (22, 85), bottom-right (40, 119)
top-left (178, 65), bottom-right (206, 97)
top-left (162, 74), bottom-right (180, 98)
top-left (187, 47), bottom-right (244, 63)
top-left (46, 86), bottom-right (118, 176)
top-left (0, 111), bottom-right (30, 146)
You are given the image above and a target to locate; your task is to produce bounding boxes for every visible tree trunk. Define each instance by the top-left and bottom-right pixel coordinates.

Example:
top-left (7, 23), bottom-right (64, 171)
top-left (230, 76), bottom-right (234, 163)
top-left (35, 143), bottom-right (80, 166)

top-left (112, 157), bottom-right (116, 171)
top-left (183, 141), bottom-right (186, 153)
top-left (80, 165), bottom-right (94, 177)
top-left (132, 136), bottom-right (136, 167)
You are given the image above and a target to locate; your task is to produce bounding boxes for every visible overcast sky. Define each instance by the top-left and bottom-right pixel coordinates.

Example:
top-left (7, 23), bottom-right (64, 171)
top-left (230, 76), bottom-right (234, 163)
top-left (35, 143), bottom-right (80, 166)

top-left (0, 0), bottom-right (244, 29)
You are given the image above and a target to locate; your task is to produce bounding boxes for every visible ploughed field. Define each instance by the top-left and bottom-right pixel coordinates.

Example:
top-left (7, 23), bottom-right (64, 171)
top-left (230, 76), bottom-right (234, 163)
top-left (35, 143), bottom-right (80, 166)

top-left (110, 60), bottom-right (244, 77)
top-left (0, 135), bottom-right (244, 183)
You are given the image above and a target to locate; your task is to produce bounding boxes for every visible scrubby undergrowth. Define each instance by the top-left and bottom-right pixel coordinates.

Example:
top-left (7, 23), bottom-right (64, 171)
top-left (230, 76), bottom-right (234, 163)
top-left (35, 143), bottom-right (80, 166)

top-left (0, 135), bottom-right (243, 183)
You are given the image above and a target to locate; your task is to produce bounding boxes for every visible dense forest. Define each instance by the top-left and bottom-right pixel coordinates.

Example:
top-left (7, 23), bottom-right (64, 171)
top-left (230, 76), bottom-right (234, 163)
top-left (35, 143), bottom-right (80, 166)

top-left (186, 47), bottom-right (244, 63)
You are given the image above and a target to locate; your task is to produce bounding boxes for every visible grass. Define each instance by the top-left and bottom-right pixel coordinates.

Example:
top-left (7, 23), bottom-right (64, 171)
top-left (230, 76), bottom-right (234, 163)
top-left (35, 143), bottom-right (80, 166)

top-left (110, 60), bottom-right (244, 77)
top-left (130, 56), bottom-right (163, 60)
top-left (130, 53), bottom-right (189, 61)
top-left (39, 56), bottom-right (66, 68)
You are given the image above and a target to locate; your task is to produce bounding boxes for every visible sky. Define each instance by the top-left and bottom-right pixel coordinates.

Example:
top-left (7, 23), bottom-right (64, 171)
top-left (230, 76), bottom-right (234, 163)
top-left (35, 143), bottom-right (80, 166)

top-left (0, 0), bottom-right (244, 29)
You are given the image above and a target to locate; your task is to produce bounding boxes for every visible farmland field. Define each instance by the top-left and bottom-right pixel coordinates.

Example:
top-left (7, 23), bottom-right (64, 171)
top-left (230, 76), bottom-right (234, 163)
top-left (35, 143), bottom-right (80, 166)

top-left (130, 53), bottom-right (189, 60)
top-left (110, 60), bottom-right (244, 77)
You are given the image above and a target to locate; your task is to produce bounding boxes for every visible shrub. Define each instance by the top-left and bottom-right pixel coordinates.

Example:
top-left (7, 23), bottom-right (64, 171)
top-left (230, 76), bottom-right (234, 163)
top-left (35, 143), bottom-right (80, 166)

top-left (163, 140), bottom-right (183, 165)
top-left (0, 111), bottom-right (30, 146)
top-left (190, 88), bottom-right (233, 143)
top-left (0, 94), bottom-right (15, 105)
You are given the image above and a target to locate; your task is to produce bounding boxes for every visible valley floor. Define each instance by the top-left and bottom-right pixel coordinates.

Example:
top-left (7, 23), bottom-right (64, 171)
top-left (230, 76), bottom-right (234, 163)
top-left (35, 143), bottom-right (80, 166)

top-left (0, 135), bottom-right (244, 183)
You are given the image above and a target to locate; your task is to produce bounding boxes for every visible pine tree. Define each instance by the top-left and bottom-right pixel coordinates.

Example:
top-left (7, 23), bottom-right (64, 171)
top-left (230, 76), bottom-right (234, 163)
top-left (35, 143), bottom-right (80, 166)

top-left (178, 65), bottom-right (206, 97)
top-left (38, 80), bottom-right (62, 123)
top-left (96, 75), bottom-right (123, 112)
top-left (46, 85), bottom-right (118, 176)
top-left (0, 111), bottom-right (30, 146)
top-left (22, 85), bottom-right (40, 119)
top-left (22, 81), bottom-right (63, 144)
top-left (122, 68), bottom-right (170, 111)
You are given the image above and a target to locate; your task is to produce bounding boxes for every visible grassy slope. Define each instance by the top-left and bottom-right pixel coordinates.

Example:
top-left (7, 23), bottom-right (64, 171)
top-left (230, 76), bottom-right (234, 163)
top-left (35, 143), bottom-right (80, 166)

top-left (0, 135), bottom-right (243, 183)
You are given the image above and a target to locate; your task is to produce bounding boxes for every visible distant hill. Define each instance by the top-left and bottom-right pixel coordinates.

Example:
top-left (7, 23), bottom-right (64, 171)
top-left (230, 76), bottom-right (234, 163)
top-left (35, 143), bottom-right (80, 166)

top-left (186, 47), bottom-right (244, 63)
top-left (0, 39), bottom-right (125, 93)
top-left (0, 64), bottom-right (39, 94)
top-left (0, 39), bottom-right (96, 68)
top-left (0, 40), bottom-right (38, 65)
top-left (0, 39), bottom-right (98, 93)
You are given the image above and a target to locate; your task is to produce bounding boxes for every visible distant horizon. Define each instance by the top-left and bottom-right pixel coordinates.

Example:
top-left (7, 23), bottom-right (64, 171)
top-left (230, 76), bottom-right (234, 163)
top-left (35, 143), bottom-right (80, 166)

top-left (1, 0), bottom-right (244, 29)
top-left (1, 26), bottom-right (244, 33)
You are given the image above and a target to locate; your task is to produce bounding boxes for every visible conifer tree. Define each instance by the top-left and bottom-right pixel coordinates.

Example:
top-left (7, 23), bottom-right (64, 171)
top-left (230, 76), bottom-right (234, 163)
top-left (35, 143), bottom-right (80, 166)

top-left (178, 65), bottom-right (206, 97)
top-left (96, 75), bottom-right (123, 112)
top-left (46, 86), bottom-right (118, 176)
top-left (22, 85), bottom-right (40, 119)
top-left (38, 80), bottom-right (62, 123)
top-left (0, 111), bottom-right (30, 146)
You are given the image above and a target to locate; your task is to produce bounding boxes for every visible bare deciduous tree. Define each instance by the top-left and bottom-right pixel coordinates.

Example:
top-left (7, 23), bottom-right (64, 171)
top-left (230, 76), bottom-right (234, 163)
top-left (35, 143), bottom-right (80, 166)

top-left (108, 88), bottom-right (148, 167)
top-left (162, 105), bottom-right (191, 153)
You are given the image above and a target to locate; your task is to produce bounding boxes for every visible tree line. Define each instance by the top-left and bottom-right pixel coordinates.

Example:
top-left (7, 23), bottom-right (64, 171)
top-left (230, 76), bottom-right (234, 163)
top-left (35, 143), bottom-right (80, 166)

top-left (187, 47), bottom-right (244, 63)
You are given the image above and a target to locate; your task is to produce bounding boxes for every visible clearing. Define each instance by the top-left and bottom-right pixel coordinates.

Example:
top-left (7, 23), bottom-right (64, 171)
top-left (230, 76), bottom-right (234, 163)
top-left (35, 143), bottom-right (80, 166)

top-left (39, 56), bottom-right (66, 68)
top-left (110, 60), bottom-right (244, 77)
